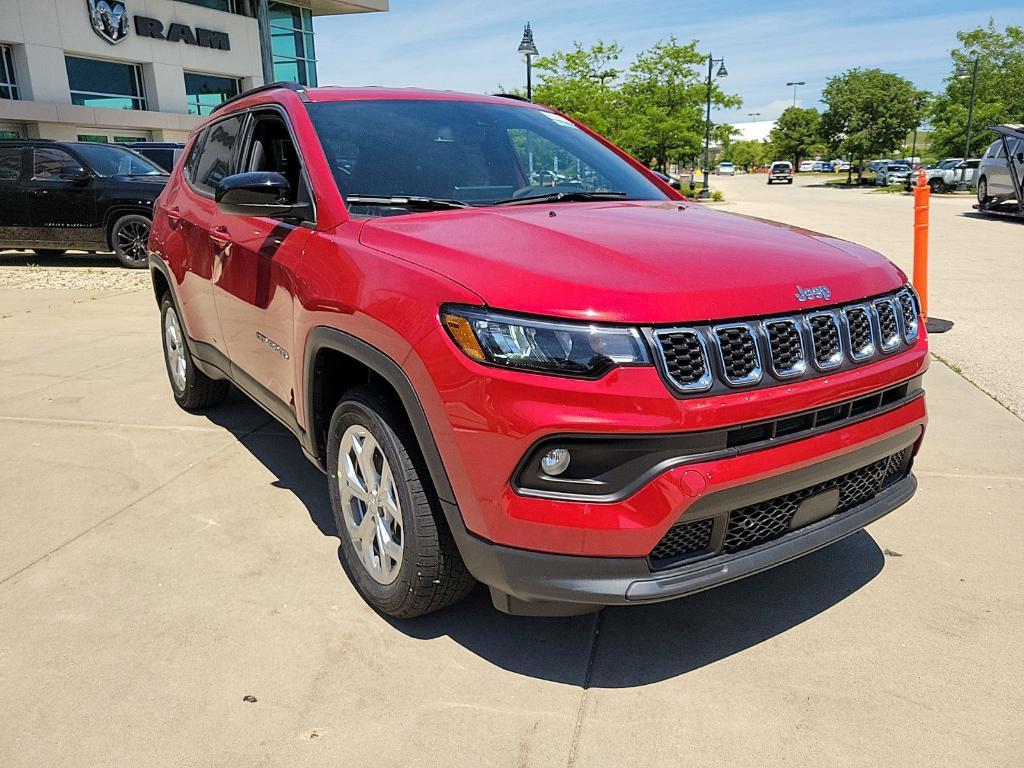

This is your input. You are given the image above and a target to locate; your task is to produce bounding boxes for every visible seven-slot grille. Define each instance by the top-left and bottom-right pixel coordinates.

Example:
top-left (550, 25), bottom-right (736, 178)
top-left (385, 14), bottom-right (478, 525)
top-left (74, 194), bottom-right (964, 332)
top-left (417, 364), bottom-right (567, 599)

top-left (649, 448), bottom-right (910, 567)
top-left (653, 288), bottom-right (920, 394)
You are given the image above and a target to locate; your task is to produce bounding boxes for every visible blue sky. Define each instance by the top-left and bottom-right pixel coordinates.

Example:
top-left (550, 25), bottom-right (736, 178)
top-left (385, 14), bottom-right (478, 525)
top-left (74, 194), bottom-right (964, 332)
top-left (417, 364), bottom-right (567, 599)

top-left (316, 0), bottom-right (1023, 125)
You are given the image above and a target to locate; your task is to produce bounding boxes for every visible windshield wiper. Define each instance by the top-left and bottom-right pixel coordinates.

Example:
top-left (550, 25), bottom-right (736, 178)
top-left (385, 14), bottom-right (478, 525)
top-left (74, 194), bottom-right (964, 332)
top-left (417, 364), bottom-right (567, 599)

top-left (492, 190), bottom-right (628, 206)
top-left (345, 194), bottom-right (471, 211)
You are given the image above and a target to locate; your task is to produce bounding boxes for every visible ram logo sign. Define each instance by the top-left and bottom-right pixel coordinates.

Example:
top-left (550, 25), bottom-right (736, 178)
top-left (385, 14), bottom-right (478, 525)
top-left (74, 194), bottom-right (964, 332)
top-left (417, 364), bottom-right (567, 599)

top-left (87, 0), bottom-right (130, 45)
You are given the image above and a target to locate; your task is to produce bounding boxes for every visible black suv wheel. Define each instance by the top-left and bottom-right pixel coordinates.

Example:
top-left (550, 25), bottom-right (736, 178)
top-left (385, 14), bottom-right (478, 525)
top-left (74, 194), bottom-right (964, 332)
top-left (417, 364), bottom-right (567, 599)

top-left (112, 214), bottom-right (152, 269)
top-left (327, 387), bottom-right (475, 618)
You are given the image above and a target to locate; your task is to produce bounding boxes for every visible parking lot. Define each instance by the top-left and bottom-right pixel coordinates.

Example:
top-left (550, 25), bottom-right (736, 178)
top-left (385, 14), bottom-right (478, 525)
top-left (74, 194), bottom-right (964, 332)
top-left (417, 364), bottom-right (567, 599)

top-left (2, 179), bottom-right (1023, 766)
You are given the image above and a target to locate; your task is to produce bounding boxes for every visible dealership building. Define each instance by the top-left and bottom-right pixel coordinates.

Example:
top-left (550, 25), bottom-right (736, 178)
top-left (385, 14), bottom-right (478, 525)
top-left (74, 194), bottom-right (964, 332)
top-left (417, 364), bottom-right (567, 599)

top-left (0, 0), bottom-right (387, 143)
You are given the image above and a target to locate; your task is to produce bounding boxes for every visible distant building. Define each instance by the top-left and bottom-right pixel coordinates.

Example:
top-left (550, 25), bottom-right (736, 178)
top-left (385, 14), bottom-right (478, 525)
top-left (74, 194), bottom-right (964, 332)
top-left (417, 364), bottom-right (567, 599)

top-left (0, 0), bottom-right (388, 143)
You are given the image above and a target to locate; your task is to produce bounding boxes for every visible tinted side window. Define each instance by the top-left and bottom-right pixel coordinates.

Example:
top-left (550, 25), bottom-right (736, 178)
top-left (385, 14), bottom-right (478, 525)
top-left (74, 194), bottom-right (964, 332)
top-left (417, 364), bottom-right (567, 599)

top-left (0, 147), bottom-right (22, 180)
top-left (193, 115), bottom-right (243, 193)
top-left (33, 148), bottom-right (86, 180)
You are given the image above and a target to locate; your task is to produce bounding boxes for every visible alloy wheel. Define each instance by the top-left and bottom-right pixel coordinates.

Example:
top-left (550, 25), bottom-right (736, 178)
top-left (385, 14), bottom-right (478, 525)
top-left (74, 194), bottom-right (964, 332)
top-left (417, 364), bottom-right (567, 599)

top-left (338, 425), bottom-right (404, 585)
top-left (163, 306), bottom-right (187, 393)
top-left (116, 220), bottom-right (150, 263)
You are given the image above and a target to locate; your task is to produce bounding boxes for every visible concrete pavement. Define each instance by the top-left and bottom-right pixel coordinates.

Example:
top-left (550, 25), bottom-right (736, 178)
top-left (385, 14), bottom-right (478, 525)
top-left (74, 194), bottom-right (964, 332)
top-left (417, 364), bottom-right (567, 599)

top-left (1, 224), bottom-right (1023, 765)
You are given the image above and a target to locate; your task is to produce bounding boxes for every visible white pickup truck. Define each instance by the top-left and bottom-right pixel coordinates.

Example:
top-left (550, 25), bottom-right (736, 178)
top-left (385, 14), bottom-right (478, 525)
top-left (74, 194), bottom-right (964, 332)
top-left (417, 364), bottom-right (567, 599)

top-left (911, 158), bottom-right (980, 192)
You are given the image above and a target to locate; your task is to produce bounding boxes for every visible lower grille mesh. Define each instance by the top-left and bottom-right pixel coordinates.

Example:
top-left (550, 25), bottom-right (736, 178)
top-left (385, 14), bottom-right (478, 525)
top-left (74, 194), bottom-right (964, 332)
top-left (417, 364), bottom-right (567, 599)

top-left (650, 449), bottom-right (910, 567)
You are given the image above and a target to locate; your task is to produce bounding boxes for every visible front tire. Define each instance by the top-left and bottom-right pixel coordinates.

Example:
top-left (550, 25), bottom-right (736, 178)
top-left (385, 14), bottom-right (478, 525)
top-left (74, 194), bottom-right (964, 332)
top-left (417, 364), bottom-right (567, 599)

top-left (111, 214), bottom-right (152, 269)
top-left (928, 178), bottom-right (944, 194)
top-left (159, 294), bottom-right (229, 411)
top-left (327, 387), bottom-right (475, 618)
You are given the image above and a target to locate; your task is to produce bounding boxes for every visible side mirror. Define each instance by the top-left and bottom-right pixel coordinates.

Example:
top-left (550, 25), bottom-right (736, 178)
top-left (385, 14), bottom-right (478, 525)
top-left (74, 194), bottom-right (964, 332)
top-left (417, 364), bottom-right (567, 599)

top-left (63, 169), bottom-right (90, 183)
top-left (215, 172), bottom-right (311, 219)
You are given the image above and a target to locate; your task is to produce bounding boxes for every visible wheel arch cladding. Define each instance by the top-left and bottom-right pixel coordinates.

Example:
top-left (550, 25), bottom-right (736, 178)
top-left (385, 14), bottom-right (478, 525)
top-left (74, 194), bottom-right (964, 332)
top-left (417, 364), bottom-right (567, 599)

top-left (304, 326), bottom-right (458, 506)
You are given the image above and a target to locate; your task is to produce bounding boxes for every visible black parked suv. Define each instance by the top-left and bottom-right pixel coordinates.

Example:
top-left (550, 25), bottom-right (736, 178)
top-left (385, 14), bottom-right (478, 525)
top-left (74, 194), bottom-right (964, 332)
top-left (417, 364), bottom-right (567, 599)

top-left (124, 142), bottom-right (185, 173)
top-left (0, 140), bottom-right (168, 268)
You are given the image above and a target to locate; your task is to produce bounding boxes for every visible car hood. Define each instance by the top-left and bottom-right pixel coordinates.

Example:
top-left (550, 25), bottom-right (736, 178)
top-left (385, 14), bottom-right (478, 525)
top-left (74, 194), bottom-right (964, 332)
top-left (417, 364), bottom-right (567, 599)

top-left (358, 201), bottom-right (906, 324)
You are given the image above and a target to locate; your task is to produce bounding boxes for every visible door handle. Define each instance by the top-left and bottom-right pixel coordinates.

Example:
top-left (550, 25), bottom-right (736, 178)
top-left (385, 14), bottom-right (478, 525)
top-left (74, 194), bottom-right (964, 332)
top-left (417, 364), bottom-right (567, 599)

top-left (209, 225), bottom-right (231, 247)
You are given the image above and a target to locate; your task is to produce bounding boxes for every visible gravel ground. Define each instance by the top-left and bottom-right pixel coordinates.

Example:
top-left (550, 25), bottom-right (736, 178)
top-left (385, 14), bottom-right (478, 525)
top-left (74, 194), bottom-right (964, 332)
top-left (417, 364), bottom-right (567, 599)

top-left (0, 251), bottom-right (148, 292)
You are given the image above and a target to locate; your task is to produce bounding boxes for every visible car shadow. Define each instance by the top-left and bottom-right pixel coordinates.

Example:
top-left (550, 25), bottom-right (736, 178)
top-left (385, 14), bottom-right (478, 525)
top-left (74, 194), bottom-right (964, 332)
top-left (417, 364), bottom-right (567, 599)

top-left (961, 210), bottom-right (1024, 224)
top-left (206, 393), bottom-right (885, 687)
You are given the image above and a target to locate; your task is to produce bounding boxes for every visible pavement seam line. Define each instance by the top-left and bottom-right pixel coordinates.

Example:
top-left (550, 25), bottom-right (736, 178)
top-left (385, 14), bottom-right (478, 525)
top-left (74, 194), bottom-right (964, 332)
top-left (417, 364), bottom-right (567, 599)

top-left (566, 610), bottom-right (603, 768)
top-left (0, 416), bottom-right (275, 588)
top-left (931, 352), bottom-right (1023, 422)
top-left (0, 414), bottom-right (285, 436)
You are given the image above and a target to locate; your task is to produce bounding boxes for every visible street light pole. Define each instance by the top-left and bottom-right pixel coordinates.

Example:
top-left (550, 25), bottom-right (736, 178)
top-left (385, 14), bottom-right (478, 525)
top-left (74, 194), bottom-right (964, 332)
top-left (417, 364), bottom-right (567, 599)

top-left (747, 112), bottom-right (761, 123)
top-left (517, 23), bottom-right (539, 102)
top-left (701, 54), bottom-right (727, 199)
top-left (957, 55), bottom-right (980, 189)
top-left (786, 80), bottom-right (805, 107)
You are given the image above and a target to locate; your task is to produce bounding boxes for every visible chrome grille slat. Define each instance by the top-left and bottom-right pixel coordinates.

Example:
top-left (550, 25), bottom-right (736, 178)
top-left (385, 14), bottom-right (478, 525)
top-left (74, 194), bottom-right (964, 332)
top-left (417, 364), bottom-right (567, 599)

top-left (713, 323), bottom-right (762, 386)
top-left (843, 305), bottom-right (875, 361)
top-left (653, 327), bottom-right (713, 392)
top-left (873, 298), bottom-right (901, 352)
top-left (652, 288), bottom-right (919, 395)
top-left (807, 311), bottom-right (843, 370)
top-left (762, 318), bottom-right (806, 378)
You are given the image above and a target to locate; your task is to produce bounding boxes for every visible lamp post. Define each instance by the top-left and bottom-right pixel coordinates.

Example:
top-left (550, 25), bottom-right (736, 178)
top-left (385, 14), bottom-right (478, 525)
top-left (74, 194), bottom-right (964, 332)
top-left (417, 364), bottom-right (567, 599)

top-left (956, 55), bottom-right (980, 189)
top-left (786, 80), bottom-right (805, 107)
top-left (747, 112), bottom-right (761, 123)
top-left (517, 23), bottom-right (539, 102)
top-left (701, 54), bottom-right (728, 199)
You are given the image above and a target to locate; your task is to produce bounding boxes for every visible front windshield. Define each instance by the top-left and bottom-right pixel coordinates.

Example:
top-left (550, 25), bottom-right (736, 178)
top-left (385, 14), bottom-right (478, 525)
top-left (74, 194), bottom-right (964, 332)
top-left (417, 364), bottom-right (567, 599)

top-left (307, 99), bottom-right (667, 213)
top-left (74, 144), bottom-right (167, 177)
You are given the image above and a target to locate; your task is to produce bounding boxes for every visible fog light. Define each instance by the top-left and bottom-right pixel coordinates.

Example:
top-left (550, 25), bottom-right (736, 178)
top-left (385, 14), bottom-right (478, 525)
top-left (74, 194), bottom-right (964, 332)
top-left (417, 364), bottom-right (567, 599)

top-left (540, 448), bottom-right (571, 476)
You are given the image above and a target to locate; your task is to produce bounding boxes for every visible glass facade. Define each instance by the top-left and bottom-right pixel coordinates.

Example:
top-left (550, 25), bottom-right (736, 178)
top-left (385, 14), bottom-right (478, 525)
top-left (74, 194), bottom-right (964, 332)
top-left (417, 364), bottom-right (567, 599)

top-left (66, 56), bottom-right (146, 110)
top-left (1, 45), bottom-right (18, 100)
top-left (177, 0), bottom-right (235, 12)
top-left (269, 2), bottom-right (317, 86)
top-left (185, 72), bottom-right (241, 115)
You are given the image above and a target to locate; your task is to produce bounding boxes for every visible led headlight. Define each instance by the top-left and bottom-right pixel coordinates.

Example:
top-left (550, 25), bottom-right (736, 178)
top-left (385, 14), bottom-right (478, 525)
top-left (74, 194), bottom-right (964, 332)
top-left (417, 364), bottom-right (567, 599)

top-left (440, 305), bottom-right (650, 378)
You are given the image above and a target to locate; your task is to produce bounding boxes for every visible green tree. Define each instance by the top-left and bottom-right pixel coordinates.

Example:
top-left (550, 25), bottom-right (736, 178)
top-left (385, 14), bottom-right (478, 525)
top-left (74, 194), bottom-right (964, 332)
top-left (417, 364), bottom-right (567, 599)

top-left (617, 37), bottom-right (740, 171)
top-left (527, 37), bottom-right (740, 171)
top-left (820, 68), bottom-right (927, 182)
top-left (768, 107), bottom-right (821, 170)
top-left (929, 21), bottom-right (1024, 159)
top-left (530, 41), bottom-right (624, 138)
top-left (723, 139), bottom-right (769, 170)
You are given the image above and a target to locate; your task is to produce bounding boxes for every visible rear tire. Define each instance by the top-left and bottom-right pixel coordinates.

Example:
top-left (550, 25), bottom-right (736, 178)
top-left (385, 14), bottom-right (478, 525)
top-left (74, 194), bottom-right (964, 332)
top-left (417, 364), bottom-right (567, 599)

top-left (327, 387), bottom-right (475, 618)
top-left (928, 178), bottom-right (944, 194)
top-left (767, 179), bottom-right (773, 185)
top-left (159, 294), bottom-right (229, 411)
top-left (977, 177), bottom-right (990, 209)
top-left (111, 213), bottom-right (152, 269)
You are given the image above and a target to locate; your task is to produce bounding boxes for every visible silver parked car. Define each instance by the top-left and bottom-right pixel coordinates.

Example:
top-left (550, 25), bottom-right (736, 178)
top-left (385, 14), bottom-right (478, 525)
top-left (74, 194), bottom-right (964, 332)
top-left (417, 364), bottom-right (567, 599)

top-left (977, 128), bottom-right (1024, 209)
top-left (875, 162), bottom-right (913, 186)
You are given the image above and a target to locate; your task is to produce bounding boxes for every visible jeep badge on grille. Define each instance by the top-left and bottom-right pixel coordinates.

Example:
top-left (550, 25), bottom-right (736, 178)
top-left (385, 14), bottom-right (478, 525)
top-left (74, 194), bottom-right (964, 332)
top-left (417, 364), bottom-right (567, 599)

top-left (794, 284), bottom-right (832, 302)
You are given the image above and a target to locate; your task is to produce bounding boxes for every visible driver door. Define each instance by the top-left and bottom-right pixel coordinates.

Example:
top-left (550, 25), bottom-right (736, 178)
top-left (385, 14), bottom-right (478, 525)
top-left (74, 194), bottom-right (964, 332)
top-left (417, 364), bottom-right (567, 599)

top-left (210, 109), bottom-right (313, 425)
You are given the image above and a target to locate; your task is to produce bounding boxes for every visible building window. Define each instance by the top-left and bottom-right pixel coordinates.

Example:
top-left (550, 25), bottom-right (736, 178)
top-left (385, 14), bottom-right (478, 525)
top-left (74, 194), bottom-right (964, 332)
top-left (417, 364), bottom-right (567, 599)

top-left (1, 45), bottom-right (18, 100)
top-left (66, 56), bottom-right (146, 110)
top-left (177, 0), bottom-right (249, 12)
top-left (269, 2), bottom-right (317, 86)
top-left (185, 72), bottom-right (241, 116)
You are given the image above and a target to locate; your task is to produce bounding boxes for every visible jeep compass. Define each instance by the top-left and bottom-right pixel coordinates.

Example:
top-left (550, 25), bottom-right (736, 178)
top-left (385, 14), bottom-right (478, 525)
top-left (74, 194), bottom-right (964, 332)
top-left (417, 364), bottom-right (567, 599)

top-left (148, 83), bottom-right (927, 617)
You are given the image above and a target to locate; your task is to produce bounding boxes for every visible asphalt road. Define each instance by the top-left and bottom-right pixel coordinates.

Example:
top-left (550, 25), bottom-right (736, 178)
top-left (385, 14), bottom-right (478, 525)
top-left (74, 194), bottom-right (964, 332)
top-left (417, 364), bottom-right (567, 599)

top-left (1, 184), bottom-right (1022, 766)
top-left (711, 172), bottom-right (1024, 418)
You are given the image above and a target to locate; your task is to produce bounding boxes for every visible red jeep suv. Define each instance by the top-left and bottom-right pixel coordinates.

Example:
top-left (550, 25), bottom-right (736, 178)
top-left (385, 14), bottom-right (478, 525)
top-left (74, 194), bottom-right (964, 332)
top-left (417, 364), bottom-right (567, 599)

top-left (149, 83), bottom-right (927, 618)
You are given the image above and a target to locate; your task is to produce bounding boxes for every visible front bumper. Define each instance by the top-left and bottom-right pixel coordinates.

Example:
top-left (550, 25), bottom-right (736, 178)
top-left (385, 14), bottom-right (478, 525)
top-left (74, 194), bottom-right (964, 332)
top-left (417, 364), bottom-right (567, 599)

top-left (452, 428), bottom-right (920, 615)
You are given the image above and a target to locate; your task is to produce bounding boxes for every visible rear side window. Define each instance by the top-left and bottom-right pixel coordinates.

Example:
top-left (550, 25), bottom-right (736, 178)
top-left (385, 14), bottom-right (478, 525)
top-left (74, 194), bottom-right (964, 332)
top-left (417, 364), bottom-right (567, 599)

top-left (0, 146), bottom-right (22, 180)
top-left (33, 148), bottom-right (85, 180)
top-left (192, 114), bottom-right (243, 193)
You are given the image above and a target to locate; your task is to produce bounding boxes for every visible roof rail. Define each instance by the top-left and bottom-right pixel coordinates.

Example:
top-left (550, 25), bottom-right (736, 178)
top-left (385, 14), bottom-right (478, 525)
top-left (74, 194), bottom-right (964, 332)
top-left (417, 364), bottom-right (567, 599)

top-left (494, 93), bottom-right (532, 103)
top-left (211, 81), bottom-right (310, 114)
